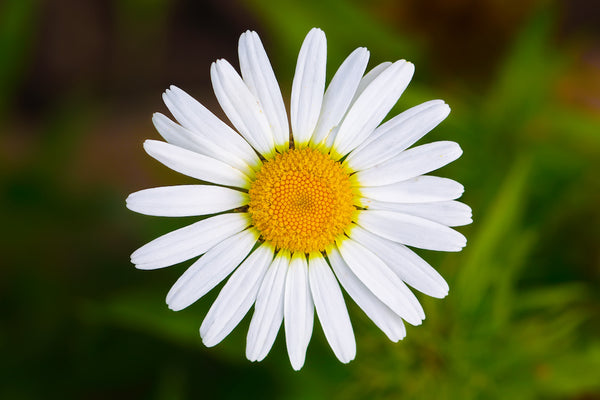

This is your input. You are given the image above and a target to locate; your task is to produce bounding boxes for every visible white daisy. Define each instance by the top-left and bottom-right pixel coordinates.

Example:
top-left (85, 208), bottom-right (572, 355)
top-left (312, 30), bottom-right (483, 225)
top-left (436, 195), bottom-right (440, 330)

top-left (127, 28), bottom-right (471, 370)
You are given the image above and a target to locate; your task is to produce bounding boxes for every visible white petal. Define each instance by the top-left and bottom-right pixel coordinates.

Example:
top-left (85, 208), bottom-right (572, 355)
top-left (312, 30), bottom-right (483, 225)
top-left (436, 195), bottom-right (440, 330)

top-left (126, 185), bottom-right (248, 217)
top-left (349, 225), bottom-right (449, 298)
top-left (162, 86), bottom-right (260, 168)
top-left (151, 112), bottom-right (199, 153)
top-left (336, 238), bottom-right (424, 325)
top-left (211, 60), bottom-right (276, 158)
top-left (350, 62), bottom-right (392, 105)
top-left (327, 246), bottom-right (406, 342)
top-left (352, 100), bottom-right (444, 151)
top-left (152, 113), bottom-right (254, 175)
top-left (358, 176), bottom-right (464, 203)
top-left (238, 31), bottom-right (289, 152)
top-left (322, 62), bottom-right (389, 151)
top-left (143, 140), bottom-right (251, 189)
top-left (308, 253), bottom-right (356, 363)
top-left (354, 141), bottom-right (462, 187)
top-left (284, 253), bottom-right (314, 370)
top-left (360, 200), bottom-right (473, 227)
top-left (200, 242), bottom-right (274, 347)
top-left (357, 210), bottom-right (467, 251)
top-left (291, 28), bottom-right (326, 147)
top-left (310, 47), bottom-right (369, 147)
top-left (323, 125), bottom-right (340, 149)
top-left (246, 250), bottom-right (290, 362)
top-left (131, 213), bottom-right (250, 270)
top-left (345, 101), bottom-right (450, 171)
top-left (166, 228), bottom-right (259, 311)
top-left (331, 60), bottom-right (415, 158)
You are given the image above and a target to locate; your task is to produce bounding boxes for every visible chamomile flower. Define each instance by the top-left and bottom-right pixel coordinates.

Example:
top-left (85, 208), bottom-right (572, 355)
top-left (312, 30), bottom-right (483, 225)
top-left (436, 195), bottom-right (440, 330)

top-left (127, 28), bottom-right (471, 370)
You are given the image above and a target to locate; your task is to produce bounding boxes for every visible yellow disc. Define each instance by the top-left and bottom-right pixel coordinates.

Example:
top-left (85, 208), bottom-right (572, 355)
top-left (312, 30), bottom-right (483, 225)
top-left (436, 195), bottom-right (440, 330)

top-left (248, 148), bottom-right (357, 253)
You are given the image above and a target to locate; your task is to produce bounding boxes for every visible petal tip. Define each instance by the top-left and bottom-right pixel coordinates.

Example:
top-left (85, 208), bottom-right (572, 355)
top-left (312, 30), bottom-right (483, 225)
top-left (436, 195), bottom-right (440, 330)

top-left (290, 358), bottom-right (305, 371)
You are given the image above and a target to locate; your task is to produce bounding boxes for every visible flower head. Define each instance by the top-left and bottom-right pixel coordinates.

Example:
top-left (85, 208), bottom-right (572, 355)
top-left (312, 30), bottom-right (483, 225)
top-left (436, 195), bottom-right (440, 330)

top-left (127, 28), bottom-right (471, 370)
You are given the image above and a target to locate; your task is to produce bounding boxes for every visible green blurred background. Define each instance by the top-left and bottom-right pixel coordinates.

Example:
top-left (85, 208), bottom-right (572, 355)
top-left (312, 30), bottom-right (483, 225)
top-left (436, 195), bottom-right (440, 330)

top-left (1, 0), bottom-right (599, 398)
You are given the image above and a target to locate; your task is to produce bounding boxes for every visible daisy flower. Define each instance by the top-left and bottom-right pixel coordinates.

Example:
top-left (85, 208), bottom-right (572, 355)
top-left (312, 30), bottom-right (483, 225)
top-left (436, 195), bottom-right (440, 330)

top-left (127, 28), bottom-right (471, 370)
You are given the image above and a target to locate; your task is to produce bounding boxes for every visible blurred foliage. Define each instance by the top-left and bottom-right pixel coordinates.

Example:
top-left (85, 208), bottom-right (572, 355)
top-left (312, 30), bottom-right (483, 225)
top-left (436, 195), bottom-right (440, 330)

top-left (0, 0), bottom-right (37, 118)
top-left (1, 0), bottom-right (599, 399)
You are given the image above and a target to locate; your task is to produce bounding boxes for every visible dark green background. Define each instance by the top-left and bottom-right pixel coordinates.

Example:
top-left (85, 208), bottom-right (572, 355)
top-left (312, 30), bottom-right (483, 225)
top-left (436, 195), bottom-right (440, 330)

top-left (1, 0), bottom-right (599, 398)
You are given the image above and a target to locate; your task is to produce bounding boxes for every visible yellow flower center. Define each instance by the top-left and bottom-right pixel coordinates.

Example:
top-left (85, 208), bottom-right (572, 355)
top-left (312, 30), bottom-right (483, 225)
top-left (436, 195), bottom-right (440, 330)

top-left (248, 148), bottom-right (357, 253)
